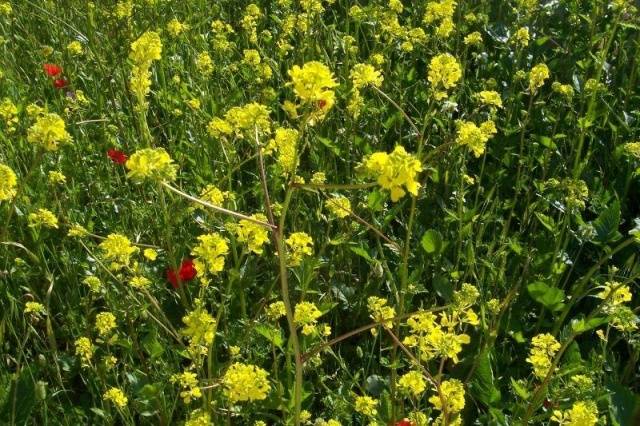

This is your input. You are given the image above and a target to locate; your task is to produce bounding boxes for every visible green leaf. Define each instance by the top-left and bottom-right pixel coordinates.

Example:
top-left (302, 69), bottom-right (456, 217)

top-left (433, 274), bottom-right (453, 302)
top-left (608, 383), bottom-right (640, 426)
top-left (255, 324), bottom-right (284, 349)
top-left (421, 229), bottom-right (443, 255)
top-left (527, 281), bottom-right (565, 312)
top-left (535, 212), bottom-right (556, 232)
top-left (571, 316), bottom-right (609, 334)
top-left (0, 367), bottom-right (37, 425)
top-left (591, 200), bottom-right (622, 244)
top-left (350, 246), bottom-right (374, 263)
top-left (469, 352), bottom-right (501, 406)
top-left (317, 137), bottom-right (341, 156)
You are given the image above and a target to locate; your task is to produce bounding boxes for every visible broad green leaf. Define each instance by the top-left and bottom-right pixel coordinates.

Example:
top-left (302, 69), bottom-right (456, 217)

top-left (527, 281), bottom-right (565, 312)
top-left (469, 351), bottom-right (501, 406)
top-left (350, 246), bottom-right (374, 263)
top-left (591, 200), bottom-right (622, 244)
top-left (421, 229), bottom-right (443, 254)
top-left (255, 324), bottom-right (284, 349)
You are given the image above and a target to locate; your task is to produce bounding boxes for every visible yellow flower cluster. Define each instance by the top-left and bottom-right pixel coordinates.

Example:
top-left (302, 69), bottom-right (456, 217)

top-left (354, 395), bottom-right (378, 417)
top-left (325, 195), bottom-right (351, 218)
top-left (266, 301), bottom-right (286, 320)
top-left (99, 233), bottom-right (139, 270)
top-left (27, 113), bottom-right (72, 151)
top-left (398, 370), bottom-right (426, 396)
top-left (529, 63), bottom-right (550, 92)
top-left (95, 312), bottom-right (117, 337)
top-left (455, 120), bottom-right (497, 157)
top-left (597, 281), bottom-right (637, 332)
top-left (24, 301), bottom-right (45, 315)
top-left (209, 103), bottom-right (271, 138)
top-left (0, 98), bottom-right (18, 133)
top-left (428, 53), bottom-right (462, 100)
top-left (83, 276), bottom-right (102, 293)
top-left (171, 371), bottom-right (202, 403)
top-left (288, 61), bottom-right (338, 121)
top-left (129, 31), bottom-right (162, 104)
top-left (48, 171), bottom-right (66, 185)
top-left (103, 387), bottom-right (128, 408)
top-left (464, 31), bottom-right (483, 46)
top-left (126, 148), bottom-right (178, 182)
top-left (551, 400), bottom-right (598, 426)
top-left (191, 233), bottom-right (229, 275)
top-left (67, 40), bottom-right (83, 55)
top-left (167, 18), bottom-right (189, 37)
top-left (28, 208), bottom-right (58, 229)
top-left (367, 296), bottom-right (395, 329)
top-left (195, 52), bottom-right (213, 76)
top-left (222, 362), bottom-right (270, 403)
top-left (361, 146), bottom-right (422, 202)
top-left (429, 379), bottom-right (465, 424)
top-left (181, 299), bottom-right (216, 354)
top-left (526, 333), bottom-right (561, 380)
top-left (513, 27), bottom-right (530, 46)
top-left (350, 63), bottom-right (383, 89)
top-left (285, 232), bottom-right (313, 266)
top-left (294, 301), bottom-right (323, 335)
top-left (477, 90), bottom-right (503, 108)
top-left (424, 0), bottom-right (457, 38)
top-left (266, 127), bottom-right (299, 174)
top-left (74, 337), bottom-right (94, 365)
top-left (198, 184), bottom-right (230, 207)
top-left (235, 214), bottom-right (270, 255)
top-left (0, 163), bottom-right (17, 201)
top-left (185, 410), bottom-right (211, 426)
top-left (129, 276), bottom-right (151, 289)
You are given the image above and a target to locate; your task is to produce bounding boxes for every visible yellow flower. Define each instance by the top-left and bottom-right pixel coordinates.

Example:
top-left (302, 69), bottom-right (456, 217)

top-left (28, 208), bottom-right (59, 229)
top-left (398, 370), bottom-right (426, 396)
top-left (143, 248), bottom-right (158, 261)
top-left (367, 297), bottom-right (395, 329)
top-left (47, 171), bottom-right (66, 185)
top-left (74, 337), bottom-right (94, 365)
top-left (223, 362), bottom-right (270, 403)
top-left (350, 63), bottom-right (383, 89)
top-left (95, 312), bottom-right (117, 337)
top-left (476, 90), bottom-right (502, 108)
top-left (181, 299), bottom-right (216, 355)
top-left (191, 233), bottom-right (229, 275)
top-left (325, 195), bottom-right (351, 218)
top-left (125, 148), bottom-right (178, 182)
top-left (83, 276), bottom-right (102, 293)
top-left (224, 103), bottom-right (271, 136)
top-left (596, 281), bottom-right (632, 306)
top-left (167, 18), bottom-right (189, 37)
top-left (428, 53), bottom-right (462, 98)
top-left (66, 40), bottom-right (83, 55)
top-left (266, 301), bottom-right (286, 320)
top-left (464, 31), bottom-right (483, 45)
top-left (235, 214), bottom-right (270, 255)
top-left (285, 232), bottom-right (313, 266)
top-left (99, 233), bottom-right (139, 269)
top-left (513, 27), bottom-right (530, 46)
top-left (27, 113), bottom-right (72, 151)
top-left (207, 117), bottom-right (233, 138)
top-left (171, 371), bottom-right (202, 403)
top-left (529, 63), bottom-right (550, 91)
top-left (361, 146), bottom-right (422, 202)
top-left (24, 301), bottom-right (46, 315)
top-left (103, 387), bottom-right (128, 408)
top-left (130, 276), bottom-right (151, 289)
top-left (354, 395), bottom-right (378, 417)
top-left (0, 163), bottom-right (17, 201)
top-left (311, 171), bottom-right (326, 184)
top-left (551, 400), bottom-right (598, 426)
top-left (455, 120), bottom-right (497, 157)
top-left (288, 61), bottom-right (338, 115)
top-left (526, 333), bottom-right (561, 380)
top-left (294, 301), bottom-right (323, 335)
top-left (185, 410), bottom-right (211, 426)
top-left (0, 98), bottom-right (18, 133)
top-left (198, 184), bottom-right (229, 207)
top-left (429, 379), bottom-right (465, 418)
top-left (130, 31), bottom-right (162, 67)
top-left (68, 223), bottom-right (89, 238)
top-left (195, 52), bottom-right (214, 76)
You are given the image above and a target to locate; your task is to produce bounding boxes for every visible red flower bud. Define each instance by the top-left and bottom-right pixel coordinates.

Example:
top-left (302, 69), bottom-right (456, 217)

top-left (107, 148), bottom-right (128, 165)
top-left (43, 63), bottom-right (62, 77)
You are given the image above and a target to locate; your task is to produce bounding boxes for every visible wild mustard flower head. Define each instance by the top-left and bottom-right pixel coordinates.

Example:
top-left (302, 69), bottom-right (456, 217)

top-left (27, 113), bottom-right (72, 151)
top-left (455, 120), bottom-right (497, 157)
top-left (529, 63), bottom-right (550, 91)
top-left (266, 301), bottom-right (286, 320)
top-left (83, 276), bottom-right (102, 293)
top-left (129, 276), bottom-right (151, 289)
top-left (68, 224), bottom-right (89, 238)
top-left (195, 52), bottom-right (214, 76)
top-left (354, 395), bottom-right (378, 416)
top-left (513, 27), bottom-right (530, 46)
top-left (66, 40), bottom-right (83, 55)
top-left (28, 208), bottom-right (58, 229)
top-left (47, 171), bottom-right (66, 185)
top-left (428, 53), bottom-right (462, 99)
top-left (223, 362), bottom-right (270, 403)
top-left (526, 333), bottom-right (561, 379)
top-left (285, 232), bottom-right (313, 266)
top-left (167, 18), bottom-right (188, 37)
top-left (596, 281), bottom-right (632, 306)
top-left (224, 102), bottom-right (271, 136)
top-left (294, 301), bottom-right (323, 335)
top-left (170, 371), bottom-right (202, 403)
top-left (191, 233), bottom-right (229, 275)
top-left (350, 63), bottom-right (383, 89)
top-left (361, 146), bottom-right (422, 202)
top-left (325, 195), bottom-right (351, 218)
top-left (129, 31), bottom-right (162, 66)
top-left (288, 61), bottom-right (338, 117)
top-left (429, 378), bottom-right (465, 419)
top-left (24, 301), bottom-right (46, 316)
top-left (477, 90), bottom-right (503, 108)
top-left (185, 410), bottom-right (211, 426)
top-left (198, 184), bottom-right (229, 207)
top-left (266, 127), bottom-right (299, 174)
top-left (235, 214), bottom-right (270, 255)
top-left (103, 387), bottom-right (128, 408)
top-left (398, 370), bottom-right (427, 396)
top-left (126, 148), bottom-right (177, 182)
top-left (181, 299), bottom-right (216, 354)
top-left (551, 400), bottom-right (598, 426)
top-left (0, 163), bottom-right (17, 201)
top-left (74, 337), bottom-right (94, 365)
top-left (95, 312), bottom-right (117, 337)
top-left (99, 233), bottom-right (139, 269)
top-left (367, 296), bottom-right (395, 329)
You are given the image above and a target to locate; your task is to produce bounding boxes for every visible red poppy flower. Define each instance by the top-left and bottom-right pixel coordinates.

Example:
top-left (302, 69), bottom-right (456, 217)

top-left (43, 63), bottom-right (63, 77)
top-left (395, 420), bottom-right (414, 426)
top-left (167, 259), bottom-right (197, 289)
top-left (53, 78), bottom-right (68, 89)
top-left (317, 99), bottom-right (327, 109)
top-left (107, 148), bottom-right (128, 165)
